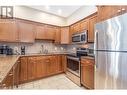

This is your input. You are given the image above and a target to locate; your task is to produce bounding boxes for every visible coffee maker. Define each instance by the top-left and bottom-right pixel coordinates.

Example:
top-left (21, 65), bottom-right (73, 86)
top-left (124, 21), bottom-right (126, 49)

top-left (21, 46), bottom-right (25, 55)
top-left (0, 45), bottom-right (13, 55)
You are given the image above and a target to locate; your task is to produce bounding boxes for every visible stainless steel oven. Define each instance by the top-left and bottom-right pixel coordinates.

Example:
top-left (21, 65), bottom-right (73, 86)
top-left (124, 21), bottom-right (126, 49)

top-left (67, 56), bottom-right (80, 77)
top-left (66, 55), bottom-right (81, 86)
top-left (66, 48), bottom-right (88, 86)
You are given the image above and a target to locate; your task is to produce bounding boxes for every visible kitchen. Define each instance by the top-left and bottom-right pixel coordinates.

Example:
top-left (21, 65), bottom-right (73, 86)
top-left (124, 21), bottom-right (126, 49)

top-left (0, 5), bottom-right (127, 90)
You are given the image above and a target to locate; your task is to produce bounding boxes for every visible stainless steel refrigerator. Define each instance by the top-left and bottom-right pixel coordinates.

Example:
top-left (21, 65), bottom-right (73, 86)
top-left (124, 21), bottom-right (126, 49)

top-left (94, 13), bottom-right (127, 89)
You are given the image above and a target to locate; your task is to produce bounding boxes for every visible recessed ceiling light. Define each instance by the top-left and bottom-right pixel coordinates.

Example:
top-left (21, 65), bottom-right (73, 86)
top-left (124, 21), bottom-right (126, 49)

top-left (45, 5), bottom-right (50, 10)
top-left (58, 9), bottom-right (62, 15)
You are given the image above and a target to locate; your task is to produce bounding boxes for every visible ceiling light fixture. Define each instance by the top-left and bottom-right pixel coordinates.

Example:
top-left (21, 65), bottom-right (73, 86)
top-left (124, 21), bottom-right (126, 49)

top-left (58, 9), bottom-right (62, 15)
top-left (45, 5), bottom-right (50, 10)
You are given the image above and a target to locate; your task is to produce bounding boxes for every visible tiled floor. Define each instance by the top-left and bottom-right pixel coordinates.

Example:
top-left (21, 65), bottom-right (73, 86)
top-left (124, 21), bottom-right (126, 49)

top-left (15, 74), bottom-right (85, 90)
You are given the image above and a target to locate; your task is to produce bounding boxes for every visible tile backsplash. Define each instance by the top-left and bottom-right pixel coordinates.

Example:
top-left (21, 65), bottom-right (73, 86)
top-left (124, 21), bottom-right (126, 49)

top-left (0, 41), bottom-right (67, 54)
top-left (0, 41), bottom-right (94, 54)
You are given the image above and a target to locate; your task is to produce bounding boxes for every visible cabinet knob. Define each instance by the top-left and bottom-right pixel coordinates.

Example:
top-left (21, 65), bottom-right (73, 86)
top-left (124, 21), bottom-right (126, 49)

top-left (122, 8), bottom-right (125, 11)
top-left (2, 84), bottom-right (6, 86)
top-left (9, 73), bottom-right (13, 76)
top-left (117, 9), bottom-right (121, 13)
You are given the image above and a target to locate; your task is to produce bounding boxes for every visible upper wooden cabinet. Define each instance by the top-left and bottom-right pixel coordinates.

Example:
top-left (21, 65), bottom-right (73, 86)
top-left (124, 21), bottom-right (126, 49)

top-left (0, 19), bottom-right (18, 42)
top-left (80, 19), bottom-right (89, 31)
top-left (61, 27), bottom-right (70, 44)
top-left (17, 20), bottom-right (35, 43)
top-left (97, 6), bottom-right (127, 22)
top-left (88, 15), bottom-right (97, 42)
top-left (35, 24), bottom-right (46, 39)
top-left (54, 27), bottom-right (61, 43)
top-left (45, 25), bottom-right (55, 40)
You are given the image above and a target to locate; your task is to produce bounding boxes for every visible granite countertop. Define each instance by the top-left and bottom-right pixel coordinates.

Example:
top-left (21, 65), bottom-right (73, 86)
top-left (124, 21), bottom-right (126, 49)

top-left (0, 52), bottom-right (68, 83)
top-left (21, 52), bottom-right (69, 57)
top-left (81, 56), bottom-right (95, 60)
top-left (0, 55), bottom-right (20, 83)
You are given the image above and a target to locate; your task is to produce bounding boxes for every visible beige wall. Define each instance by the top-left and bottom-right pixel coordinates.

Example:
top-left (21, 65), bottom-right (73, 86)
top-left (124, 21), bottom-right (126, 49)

top-left (13, 6), bottom-right (97, 26)
top-left (14, 6), bottom-right (67, 26)
top-left (66, 6), bottom-right (97, 25)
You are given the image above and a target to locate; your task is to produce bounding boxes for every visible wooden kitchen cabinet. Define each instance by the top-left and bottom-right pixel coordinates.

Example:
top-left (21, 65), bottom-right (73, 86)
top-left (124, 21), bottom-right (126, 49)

top-left (27, 57), bottom-right (37, 80)
top-left (45, 56), bottom-right (56, 75)
top-left (35, 24), bottom-right (46, 39)
top-left (1, 69), bottom-right (13, 89)
top-left (97, 6), bottom-right (127, 22)
top-left (55, 55), bottom-right (63, 73)
top-left (81, 57), bottom-right (95, 89)
top-left (0, 19), bottom-right (18, 42)
top-left (73, 23), bottom-right (80, 33)
top-left (61, 27), bottom-right (70, 44)
top-left (55, 27), bottom-right (61, 43)
top-left (13, 60), bottom-right (20, 87)
top-left (36, 56), bottom-right (47, 78)
top-left (17, 20), bottom-right (35, 43)
top-left (88, 15), bottom-right (97, 42)
top-left (19, 57), bottom-right (28, 83)
top-left (80, 19), bottom-right (89, 31)
top-left (62, 55), bottom-right (67, 72)
top-left (45, 25), bottom-right (55, 40)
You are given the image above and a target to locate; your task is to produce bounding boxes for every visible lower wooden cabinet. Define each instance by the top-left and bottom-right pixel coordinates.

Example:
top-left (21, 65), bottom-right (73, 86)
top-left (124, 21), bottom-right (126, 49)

top-left (19, 57), bottom-right (28, 83)
top-left (36, 56), bottom-right (47, 78)
top-left (27, 57), bottom-right (37, 80)
top-left (19, 55), bottom-right (65, 84)
top-left (81, 57), bottom-right (95, 89)
top-left (1, 70), bottom-right (13, 89)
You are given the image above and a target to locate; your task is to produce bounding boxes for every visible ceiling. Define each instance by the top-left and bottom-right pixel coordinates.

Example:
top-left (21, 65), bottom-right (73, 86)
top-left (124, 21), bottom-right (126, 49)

top-left (27, 6), bottom-right (82, 18)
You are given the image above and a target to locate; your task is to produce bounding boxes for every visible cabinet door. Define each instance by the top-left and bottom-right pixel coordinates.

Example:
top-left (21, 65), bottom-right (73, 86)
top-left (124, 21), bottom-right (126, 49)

top-left (17, 20), bottom-right (35, 43)
top-left (45, 56), bottom-right (56, 75)
top-left (55, 55), bottom-right (63, 73)
top-left (35, 24), bottom-right (46, 39)
top-left (45, 25), bottom-right (55, 40)
top-left (0, 19), bottom-right (18, 42)
top-left (19, 57), bottom-right (28, 83)
top-left (55, 27), bottom-right (61, 43)
top-left (61, 27), bottom-right (70, 44)
top-left (13, 60), bottom-right (20, 86)
top-left (88, 15), bottom-right (97, 42)
top-left (81, 59), bottom-right (94, 89)
top-left (97, 6), bottom-right (125, 22)
top-left (27, 57), bottom-right (37, 80)
top-left (73, 23), bottom-right (80, 33)
top-left (1, 69), bottom-right (13, 88)
top-left (80, 19), bottom-right (89, 31)
top-left (62, 55), bottom-right (67, 72)
top-left (36, 56), bottom-right (47, 78)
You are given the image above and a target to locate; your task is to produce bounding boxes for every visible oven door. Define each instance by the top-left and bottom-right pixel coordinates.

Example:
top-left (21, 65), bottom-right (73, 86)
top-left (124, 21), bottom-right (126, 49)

top-left (67, 56), bottom-right (80, 77)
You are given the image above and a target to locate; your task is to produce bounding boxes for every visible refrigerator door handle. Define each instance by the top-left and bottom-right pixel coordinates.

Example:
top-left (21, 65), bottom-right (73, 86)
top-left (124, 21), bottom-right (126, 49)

top-left (94, 30), bottom-right (98, 68)
top-left (94, 30), bottom-right (98, 51)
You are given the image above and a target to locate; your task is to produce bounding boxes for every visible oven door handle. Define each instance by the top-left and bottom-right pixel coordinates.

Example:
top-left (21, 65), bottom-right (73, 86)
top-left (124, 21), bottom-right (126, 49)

top-left (67, 56), bottom-right (80, 62)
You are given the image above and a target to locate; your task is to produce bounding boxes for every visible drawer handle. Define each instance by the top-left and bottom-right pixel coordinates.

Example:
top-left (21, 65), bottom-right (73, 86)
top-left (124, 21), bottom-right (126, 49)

top-left (117, 9), bottom-right (121, 13)
top-left (2, 84), bottom-right (6, 86)
top-left (122, 8), bottom-right (125, 11)
top-left (9, 73), bottom-right (13, 76)
top-left (46, 60), bottom-right (50, 63)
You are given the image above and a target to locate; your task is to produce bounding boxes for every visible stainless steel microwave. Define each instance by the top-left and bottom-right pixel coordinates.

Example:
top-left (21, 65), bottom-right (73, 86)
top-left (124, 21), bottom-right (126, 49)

top-left (72, 30), bottom-right (87, 44)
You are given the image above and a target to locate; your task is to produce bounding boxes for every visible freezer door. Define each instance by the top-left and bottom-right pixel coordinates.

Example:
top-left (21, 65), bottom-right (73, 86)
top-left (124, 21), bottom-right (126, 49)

top-left (95, 19), bottom-right (117, 51)
top-left (95, 13), bottom-right (127, 51)
top-left (115, 13), bottom-right (127, 51)
top-left (95, 51), bottom-right (127, 89)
